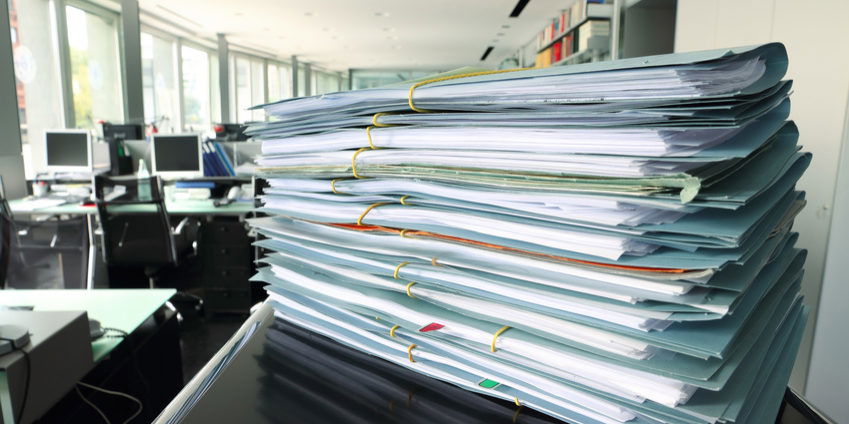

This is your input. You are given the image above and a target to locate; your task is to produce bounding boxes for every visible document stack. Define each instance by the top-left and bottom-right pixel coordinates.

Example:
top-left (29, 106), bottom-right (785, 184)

top-left (247, 43), bottom-right (810, 424)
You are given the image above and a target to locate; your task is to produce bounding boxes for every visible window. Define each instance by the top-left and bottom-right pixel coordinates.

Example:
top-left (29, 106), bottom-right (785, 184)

top-left (267, 62), bottom-right (292, 102)
top-left (230, 54), bottom-right (267, 123)
top-left (315, 71), bottom-right (340, 95)
top-left (351, 70), bottom-right (441, 90)
top-left (141, 32), bottom-right (179, 132)
top-left (278, 64), bottom-right (292, 98)
top-left (234, 57), bottom-right (250, 122)
top-left (250, 60), bottom-right (264, 121)
top-left (65, 4), bottom-right (123, 128)
top-left (181, 45), bottom-right (212, 131)
top-left (296, 63), bottom-right (307, 97)
top-left (267, 63), bottom-right (279, 101)
top-left (8, 0), bottom-right (64, 146)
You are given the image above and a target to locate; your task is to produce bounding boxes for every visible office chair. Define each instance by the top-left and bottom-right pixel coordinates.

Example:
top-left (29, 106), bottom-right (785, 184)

top-left (93, 175), bottom-right (193, 288)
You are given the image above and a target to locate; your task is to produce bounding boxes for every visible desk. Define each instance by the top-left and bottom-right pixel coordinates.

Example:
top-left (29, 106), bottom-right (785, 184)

top-left (7, 199), bottom-right (255, 289)
top-left (0, 289), bottom-right (182, 423)
top-left (156, 304), bottom-right (560, 424)
top-left (0, 289), bottom-right (175, 361)
top-left (156, 304), bottom-right (830, 424)
top-left (8, 198), bottom-right (255, 216)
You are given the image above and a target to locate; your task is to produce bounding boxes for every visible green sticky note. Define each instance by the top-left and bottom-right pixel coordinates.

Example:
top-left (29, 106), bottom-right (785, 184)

top-left (478, 379), bottom-right (500, 389)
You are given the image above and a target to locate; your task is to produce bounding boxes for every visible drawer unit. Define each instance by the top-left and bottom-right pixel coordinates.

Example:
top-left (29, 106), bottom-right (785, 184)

top-left (198, 218), bottom-right (256, 313)
top-left (200, 244), bottom-right (252, 268)
top-left (204, 267), bottom-right (253, 287)
top-left (204, 287), bottom-right (252, 313)
top-left (198, 220), bottom-right (252, 245)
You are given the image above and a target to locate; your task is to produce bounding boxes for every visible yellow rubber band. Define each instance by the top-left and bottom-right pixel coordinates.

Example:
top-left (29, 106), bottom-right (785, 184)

top-left (407, 68), bottom-right (532, 113)
top-left (357, 202), bottom-right (390, 226)
top-left (351, 147), bottom-right (369, 179)
top-left (399, 229), bottom-right (412, 238)
top-left (407, 344), bottom-right (417, 362)
top-left (400, 195), bottom-right (411, 206)
top-left (491, 326), bottom-right (511, 353)
top-left (405, 281), bottom-right (417, 298)
top-left (330, 178), bottom-right (347, 194)
top-left (393, 261), bottom-right (410, 279)
top-left (514, 397), bottom-right (521, 407)
top-left (390, 324), bottom-right (400, 338)
top-left (431, 257), bottom-right (440, 267)
top-left (372, 112), bottom-right (393, 127)
top-left (365, 126), bottom-right (378, 149)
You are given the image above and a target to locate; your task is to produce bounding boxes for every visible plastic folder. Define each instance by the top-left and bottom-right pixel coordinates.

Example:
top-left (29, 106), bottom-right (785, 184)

top-left (246, 43), bottom-right (808, 424)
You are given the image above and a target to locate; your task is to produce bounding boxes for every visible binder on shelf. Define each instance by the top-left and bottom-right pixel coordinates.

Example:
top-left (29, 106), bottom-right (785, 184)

top-left (201, 141), bottom-right (236, 177)
top-left (214, 142), bottom-right (237, 176)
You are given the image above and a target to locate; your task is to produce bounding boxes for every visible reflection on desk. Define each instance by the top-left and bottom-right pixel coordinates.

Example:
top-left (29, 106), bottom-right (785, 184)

top-left (157, 304), bottom-right (558, 424)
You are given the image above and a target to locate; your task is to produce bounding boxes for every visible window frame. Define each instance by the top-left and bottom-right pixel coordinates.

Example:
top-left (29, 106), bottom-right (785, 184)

top-left (179, 41), bottom-right (217, 131)
top-left (265, 59), bottom-right (293, 102)
top-left (229, 51), bottom-right (270, 122)
top-left (59, 0), bottom-right (126, 128)
top-left (139, 26), bottom-right (182, 131)
top-left (139, 24), bottom-right (218, 131)
top-left (15, 0), bottom-right (342, 133)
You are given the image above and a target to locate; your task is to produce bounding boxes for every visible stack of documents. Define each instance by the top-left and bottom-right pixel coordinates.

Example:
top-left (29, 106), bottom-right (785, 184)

top-left (248, 43), bottom-right (810, 424)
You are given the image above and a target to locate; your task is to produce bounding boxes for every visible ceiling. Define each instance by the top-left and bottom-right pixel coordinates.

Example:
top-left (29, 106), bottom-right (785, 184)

top-left (135, 0), bottom-right (569, 71)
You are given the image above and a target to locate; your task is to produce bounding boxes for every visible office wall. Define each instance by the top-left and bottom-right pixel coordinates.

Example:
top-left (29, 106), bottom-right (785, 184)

top-left (806, 94), bottom-right (849, 421)
top-left (676, 0), bottom-right (849, 420)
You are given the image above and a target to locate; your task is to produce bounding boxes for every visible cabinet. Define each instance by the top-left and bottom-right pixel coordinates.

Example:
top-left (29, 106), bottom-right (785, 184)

top-left (197, 218), bottom-right (255, 313)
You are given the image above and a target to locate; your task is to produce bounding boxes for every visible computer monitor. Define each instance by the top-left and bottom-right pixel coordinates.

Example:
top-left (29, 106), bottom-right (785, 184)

top-left (44, 130), bottom-right (92, 173)
top-left (150, 134), bottom-right (204, 179)
top-left (102, 123), bottom-right (143, 142)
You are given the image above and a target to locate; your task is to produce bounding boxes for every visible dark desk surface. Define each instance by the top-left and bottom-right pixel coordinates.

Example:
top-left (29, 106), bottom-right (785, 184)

top-left (156, 305), bottom-right (558, 424)
top-left (156, 305), bottom-right (829, 424)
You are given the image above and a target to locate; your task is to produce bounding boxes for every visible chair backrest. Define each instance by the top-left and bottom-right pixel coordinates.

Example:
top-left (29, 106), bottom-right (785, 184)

top-left (0, 176), bottom-right (11, 288)
top-left (93, 174), bottom-right (178, 266)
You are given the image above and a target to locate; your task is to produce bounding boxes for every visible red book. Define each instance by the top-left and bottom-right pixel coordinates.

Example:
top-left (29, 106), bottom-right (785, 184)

top-left (564, 34), bottom-right (574, 57)
top-left (553, 41), bottom-right (563, 63)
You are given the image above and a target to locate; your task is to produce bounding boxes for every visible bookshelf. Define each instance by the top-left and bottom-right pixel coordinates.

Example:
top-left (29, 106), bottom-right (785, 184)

top-left (509, 0), bottom-right (674, 70)
top-left (531, 1), bottom-right (613, 68)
